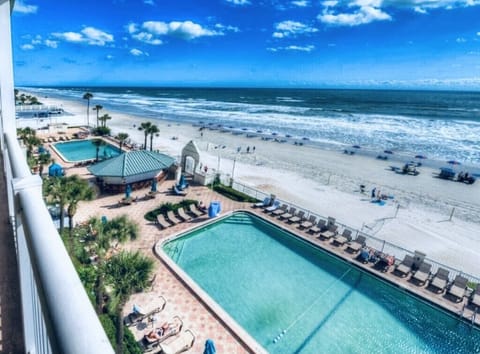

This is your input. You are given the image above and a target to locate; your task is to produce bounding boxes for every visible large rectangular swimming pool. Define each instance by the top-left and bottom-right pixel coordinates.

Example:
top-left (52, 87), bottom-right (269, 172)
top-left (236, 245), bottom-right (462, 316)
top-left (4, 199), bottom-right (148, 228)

top-left (163, 212), bottom-right (479, 354)
top-left (52, 139), bottom-right (121, 162)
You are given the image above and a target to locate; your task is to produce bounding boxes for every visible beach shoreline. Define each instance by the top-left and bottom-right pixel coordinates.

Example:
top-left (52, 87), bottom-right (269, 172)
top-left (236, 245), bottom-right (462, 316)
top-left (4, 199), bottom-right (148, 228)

top-left (16, 91), bottom-right (480, 277)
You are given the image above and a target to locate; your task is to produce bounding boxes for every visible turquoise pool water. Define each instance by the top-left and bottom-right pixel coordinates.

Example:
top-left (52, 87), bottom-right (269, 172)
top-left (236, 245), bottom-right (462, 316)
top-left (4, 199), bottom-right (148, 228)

top-left (163, 212), bottom-right (480, 354)
top-left (53, 140), bottom-right (121, 162)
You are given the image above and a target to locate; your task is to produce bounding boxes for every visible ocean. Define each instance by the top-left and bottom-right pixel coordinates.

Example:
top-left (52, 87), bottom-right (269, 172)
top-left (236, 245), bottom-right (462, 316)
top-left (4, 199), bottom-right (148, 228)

top-left (22, 87), bottom-right (480, 169)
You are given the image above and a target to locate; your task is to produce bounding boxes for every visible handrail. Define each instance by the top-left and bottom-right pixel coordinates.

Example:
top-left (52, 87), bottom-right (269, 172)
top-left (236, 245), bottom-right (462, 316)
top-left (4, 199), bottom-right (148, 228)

top-left (5, 133), bottom-right (114, 354)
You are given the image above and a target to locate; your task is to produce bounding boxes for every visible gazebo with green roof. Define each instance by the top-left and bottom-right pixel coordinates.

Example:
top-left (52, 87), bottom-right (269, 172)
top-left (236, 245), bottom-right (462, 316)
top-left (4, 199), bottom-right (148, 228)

top-left (87, 150), bottom-right (175, 192)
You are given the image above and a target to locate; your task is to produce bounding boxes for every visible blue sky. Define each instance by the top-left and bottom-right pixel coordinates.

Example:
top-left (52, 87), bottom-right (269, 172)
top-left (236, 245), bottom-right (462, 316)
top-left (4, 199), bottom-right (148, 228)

top-left (11, 0), bottom-right (480, 89)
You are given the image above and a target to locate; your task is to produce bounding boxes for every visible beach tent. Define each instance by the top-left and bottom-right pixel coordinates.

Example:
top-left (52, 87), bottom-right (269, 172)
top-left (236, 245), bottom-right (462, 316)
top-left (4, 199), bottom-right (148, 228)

top-left (48, 162), bottom-right (64, 177)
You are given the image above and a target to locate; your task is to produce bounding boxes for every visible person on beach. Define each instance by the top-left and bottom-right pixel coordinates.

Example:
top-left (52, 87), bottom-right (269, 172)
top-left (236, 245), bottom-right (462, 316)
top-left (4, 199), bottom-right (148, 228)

top-left (247, 146), bottom-right (250, 153)
top-left (371, 187), bottom-right (376, 199)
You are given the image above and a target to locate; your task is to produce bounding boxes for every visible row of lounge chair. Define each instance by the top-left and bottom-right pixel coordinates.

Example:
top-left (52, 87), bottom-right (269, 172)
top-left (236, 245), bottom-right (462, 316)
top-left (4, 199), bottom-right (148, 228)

top-left (253, 198), bottom-right (479, 308)
top-left (156, 205), bottom-right (207, 229)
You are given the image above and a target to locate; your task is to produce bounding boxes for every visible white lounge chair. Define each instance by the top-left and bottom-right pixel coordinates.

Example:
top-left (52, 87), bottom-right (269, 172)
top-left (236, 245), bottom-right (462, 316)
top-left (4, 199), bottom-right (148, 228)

top-left (177, 207), bottom-right (192, 222)
top-left (167, 210), bottom-right (183, 225)
top-left (447, 275), bottom-right (468, 302)
top-left (158, 329), bottom-right (195, 354)
top-left (124, 297), bottom-right (166, 327)
top-left (346, 235), bottom-right (366, 253)
top-left (429, 268), bottom-right (450, 293)
top-left (157, 214), bottom-right (173, 229)
top-left (299, 215), bottom-right (316, 230)
top-left (332, 229), bottom-right (353, 246)
top-left (412, 262), bottom-right (432, 285)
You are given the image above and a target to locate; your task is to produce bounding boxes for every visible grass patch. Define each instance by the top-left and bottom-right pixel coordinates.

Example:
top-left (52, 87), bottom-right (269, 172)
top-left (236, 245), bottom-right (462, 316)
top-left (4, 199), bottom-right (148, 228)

top-left (145, 199), bottom-right (198, 222)
top-left (212, 184), bottom-right (258, 202)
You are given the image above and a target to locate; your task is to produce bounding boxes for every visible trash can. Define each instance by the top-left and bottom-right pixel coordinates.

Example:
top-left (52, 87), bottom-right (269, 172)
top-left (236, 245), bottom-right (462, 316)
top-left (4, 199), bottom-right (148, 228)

top-left (208, 201), bottom-right (221, 218)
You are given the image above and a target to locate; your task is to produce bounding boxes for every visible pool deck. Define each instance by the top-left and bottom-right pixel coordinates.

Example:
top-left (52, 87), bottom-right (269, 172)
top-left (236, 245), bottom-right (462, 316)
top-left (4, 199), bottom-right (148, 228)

top-left (71, 175), bottom-right (479, 353)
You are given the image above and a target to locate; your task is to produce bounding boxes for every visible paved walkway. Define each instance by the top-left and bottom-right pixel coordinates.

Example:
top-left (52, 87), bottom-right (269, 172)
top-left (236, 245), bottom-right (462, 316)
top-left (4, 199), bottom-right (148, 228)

top-left (0, 153), bottom-right (25, 354)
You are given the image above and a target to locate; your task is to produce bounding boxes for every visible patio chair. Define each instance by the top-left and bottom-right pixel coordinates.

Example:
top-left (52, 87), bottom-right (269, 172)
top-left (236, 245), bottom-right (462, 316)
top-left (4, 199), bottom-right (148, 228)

top-left (264, 200), bottom-right (281, 213)
top-left (158, 329), bottom-right (195, 354)
top-left (447, 275), bottom-right (469, 302)
top-left (177, 207), bottom-right (192, 222)
top-left (288, 210), bottom-right (305, 224)
top-left (394, 254), bottom-right (415, 277)
top-left (346, 235), bottom-right (366, 253)
top-left (469, 283), bottom-right (480, 308)
top-left (157, 214), bottom-right (173, 229)
top-left (190, 203), bottom-right (207, 216)
top-left (124, 297), bottom-right (166, 327)
top-left (412, 262), bottom-right (432, 285)
top-left (299, 215), bottom-right (316, 230)
top-left (429, 268), bottom-right (450, 293)
top-left (332, 229), bottom-right (353, 247)
top-left (271, 204), bottom-right (288, 217)
top-left (252, 196), bottom-right (271, 208)
top-left (279, 207), bottom-right (296, 220)
top-left (308, 219), bottom-right (327, 235)
top-left (171, 185), bottom-right (188, 196)
top-left (319, 224), bottom-right (338, 240)
top-left (141, 316), bottom-right (183, 352)
top-left (167, 210), bottom-right (183, 225)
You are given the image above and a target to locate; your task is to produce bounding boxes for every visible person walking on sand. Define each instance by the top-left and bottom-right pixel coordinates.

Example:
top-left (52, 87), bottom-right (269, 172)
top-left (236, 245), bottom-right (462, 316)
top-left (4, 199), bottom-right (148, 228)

top-left (371, 187), bottom-right (376, 199)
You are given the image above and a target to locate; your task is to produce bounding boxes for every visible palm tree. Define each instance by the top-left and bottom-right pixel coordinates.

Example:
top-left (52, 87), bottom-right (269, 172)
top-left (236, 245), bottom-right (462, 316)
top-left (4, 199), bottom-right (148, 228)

top-left (116, 133), bottom-right (129, 152)
top-left (105, 251), bottom-right (153, 354)
top-left (17, 127), bottom-right (41, 158)
top-left (99, 113), bottom-right (112, 128)
top-left (93, 104), bottom-right (103, 127)
top-left (83, 92), bottom-right (93, 127)
top-left (138, 121), bottom-right (152, 150)
top-left (148, 124), bottom-right (160, 151)
top-left (91, 138), bottom-right (106, 162)
top-left (37, 153), bottom-right (52, 177)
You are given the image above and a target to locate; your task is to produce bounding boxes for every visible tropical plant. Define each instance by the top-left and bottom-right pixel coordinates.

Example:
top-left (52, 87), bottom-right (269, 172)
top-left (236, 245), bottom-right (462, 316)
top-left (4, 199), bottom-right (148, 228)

top-left (99, 113), bottom-right (112, 128)
top-left (148, 124), bottom-right (159, 151)
top-left (37, 153), bottom-right (52, 177)
top-left (17, 127), bottom-right (41, 158)
top-left (83, 92), bottom-right (93, 127)
top-left (138, 121), bottom-right (152, 150)
top-left (104, 251), bottom-right (153, 354)
top-left (116, 133), bottom-right (129, 152)
top-left (93, 104), bottom-right (103, 127)
top-left (92, 138), bottom-right (106, 162)
top-left (43, 175), bottom-right (94, 236)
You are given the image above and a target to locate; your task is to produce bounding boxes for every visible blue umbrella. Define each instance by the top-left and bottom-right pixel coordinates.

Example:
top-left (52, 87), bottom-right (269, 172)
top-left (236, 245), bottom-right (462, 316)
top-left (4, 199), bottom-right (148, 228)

top-left (203, 339), bottom-right (216, 354)
top-left (151, 178), bottom-right (157, 192)
top-left (125, 184), bottom-right (132, 199)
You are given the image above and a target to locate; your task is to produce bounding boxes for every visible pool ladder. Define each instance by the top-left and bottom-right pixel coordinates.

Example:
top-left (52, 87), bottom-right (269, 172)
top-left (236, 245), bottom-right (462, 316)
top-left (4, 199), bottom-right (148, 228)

top-left (472, 307), bottom-right (478, 327)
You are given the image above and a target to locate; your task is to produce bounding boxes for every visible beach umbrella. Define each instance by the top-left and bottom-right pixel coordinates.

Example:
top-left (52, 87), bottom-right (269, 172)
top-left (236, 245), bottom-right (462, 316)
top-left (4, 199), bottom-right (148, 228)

top-left (447, 160), bottom-right (461, 165)
top-left (125, 184), bottom-right (132, 199)
top-left (48, 162), bottom-right (64, 177)
top-left (203, 339), bottom-right (216, 354)
top-left (151, 178), bottom-right (157, 192)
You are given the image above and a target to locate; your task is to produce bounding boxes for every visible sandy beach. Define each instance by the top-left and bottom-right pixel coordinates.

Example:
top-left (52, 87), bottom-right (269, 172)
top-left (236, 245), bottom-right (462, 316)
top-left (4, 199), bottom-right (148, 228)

top-left (17, 92), bottom-right (480, 278)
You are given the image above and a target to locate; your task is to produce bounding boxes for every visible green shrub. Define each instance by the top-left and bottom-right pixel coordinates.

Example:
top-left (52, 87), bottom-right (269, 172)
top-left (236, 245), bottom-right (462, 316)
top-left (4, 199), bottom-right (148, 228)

top-left (93, 126), bottom-right (111, 136)
top-left (212, 184), bottom-right (258, 202)
top-left (99, 314), bottom-right (142, 354)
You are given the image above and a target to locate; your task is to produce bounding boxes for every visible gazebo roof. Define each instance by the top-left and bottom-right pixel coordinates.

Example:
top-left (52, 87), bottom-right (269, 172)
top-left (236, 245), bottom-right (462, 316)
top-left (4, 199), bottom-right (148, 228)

top-left (87, 150), bottom-right (175, 178)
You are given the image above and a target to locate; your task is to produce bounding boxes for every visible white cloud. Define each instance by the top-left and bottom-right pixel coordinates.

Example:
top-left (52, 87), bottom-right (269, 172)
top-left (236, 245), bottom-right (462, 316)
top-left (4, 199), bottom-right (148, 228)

top-left (106, 54), bottom-right (114, 60)
top-left (318, 0), bottom-right (391, 26)
top-left (130, 48), bottom-right (148, 56)
top-left (44, 40), bottom-right (58, 48)
top-left (14, 1), bottom-right (38, 14)
top-left (21, 44), bottom-right (34, 50)
top-left (144, 0), bottom-right (155, 5)
top-left (52, 27), bottom-right (114, 46)
top-left (225, 0), bottom-right (251, 5)
top-left (129, 20), bottom-right (229, 43)
top-left (268, 44), bottom-right (315, 52)
top-left (273, 20), bottom-right (318, 38)
top-left (291, 0), bottom-right (310, 6)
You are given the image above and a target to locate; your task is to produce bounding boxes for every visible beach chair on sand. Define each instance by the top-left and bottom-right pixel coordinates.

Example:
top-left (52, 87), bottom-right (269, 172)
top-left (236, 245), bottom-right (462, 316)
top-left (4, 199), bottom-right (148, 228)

top-left (412, 262), bottom-right (432, 286)
top-left (271, 204), bottom-right (288, 217)
top-left (332, 229), bottom-right (353, 247)
top-left (158, 329), bottom-right (195, 354)
top-left (469, 283), bottom-right (480, 308)
top-left (288, 210), bottom-right (305, 224)
top-left (346, 235), bottom-right (366, 253)
top-left (167, 210), bottom-right (183, 225)
top-left (394, 254), bottom-right (415, 277)
top-left (429, 268), bottom-right (450, 293)
top-left (157, 214), bottom-right (173, 229)
top-left (447, 275), bottom-right (469, 302)
top-left (308, 219), bottom-right (326, 235)
top-left (299, 215), bottom-right (316, 230)
top-left (177, 207), bottom-right (192, 222)
top-left (124, 298), bottom-right (166, 327)
top-left (141, 316), bottom-right (183, 352)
